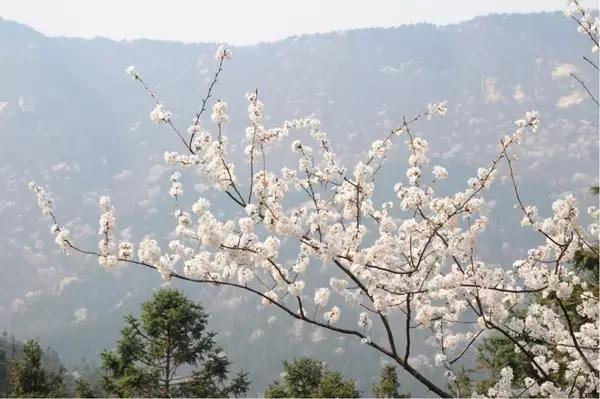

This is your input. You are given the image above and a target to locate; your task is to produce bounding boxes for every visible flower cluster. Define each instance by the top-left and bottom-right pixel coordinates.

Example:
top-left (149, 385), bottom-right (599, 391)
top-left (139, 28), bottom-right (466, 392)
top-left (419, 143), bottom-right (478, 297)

top-left (214, 45), bottom-right (233, 61)
top-left (324, 306), bottom-right (340, 324)
top-left (29, 181), bottom-right (53, 216)
top-left (98, 196), bottom-right (117, 267)
top-left (118, 241), bottom-right (134, 260)
top-left (29, 181), bottom-right (71, 253)
top-left (211, 100), bottom-right (229, 125)
top-left (169, 172), bottom-right (183, 198)
top-left (565, 0), bottom-right (599, 53)
top-left (288, 281), bottom-right (305, 297)
top-left (313, 287), bottom-right (330, 308)
top-left (426, 100), bottom-right (448, 119)
top-left (54, 229), bottom-right (71, 253)
top-left (432, 165), bottom-right (448, 180)
top-left (125, 65), bottom-right (139, 80)
top-left (138, 238), bottom-right (162, 267)
top-left (150, 103), bottom-right (171, 124)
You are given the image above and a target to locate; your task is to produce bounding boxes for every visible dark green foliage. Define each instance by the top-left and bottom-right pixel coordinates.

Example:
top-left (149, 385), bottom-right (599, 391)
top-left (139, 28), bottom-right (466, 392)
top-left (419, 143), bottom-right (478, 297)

top-left (265, 357), bottom-right (359, 398)
top-left (0, 332), bottom-right (17, 397)
top-left (0, 346), bottom-right (8, 397)
top-left (100, 288), bottom-right (249, 397)
top-left (74, 379), bottom-right (95, 398)
top-left (315, 372), bottom-right (360, 398)
top-left (373, 365), bottom-right (410, 398)
top-left (9, 339), bottom-right (64, 397)
top-left (0, 334), bottom-right (70, 397)
top-left (279, 357), bottom-right (323, 398)
top-left (265, 381), bottom-right (289, 398)
top-left (573, 247), bottom-right (599, 282)
top-left (68, 359), bottom-right (105, 398)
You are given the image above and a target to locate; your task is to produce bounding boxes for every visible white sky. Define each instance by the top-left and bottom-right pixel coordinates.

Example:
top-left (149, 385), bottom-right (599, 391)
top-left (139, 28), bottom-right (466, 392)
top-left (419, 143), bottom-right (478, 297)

top-left (1, 0), bottom-right (597, 45)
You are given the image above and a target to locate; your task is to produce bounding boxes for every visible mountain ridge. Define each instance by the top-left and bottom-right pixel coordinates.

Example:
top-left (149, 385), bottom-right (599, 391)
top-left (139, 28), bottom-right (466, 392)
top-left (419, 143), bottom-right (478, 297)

top-left (0, 11), bottom-right (579, 47)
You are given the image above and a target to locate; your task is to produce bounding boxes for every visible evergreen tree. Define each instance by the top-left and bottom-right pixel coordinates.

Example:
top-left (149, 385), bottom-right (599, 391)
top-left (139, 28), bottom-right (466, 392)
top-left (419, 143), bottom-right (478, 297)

top-left (9, 339), bottom-right (64, 397)
top-left (265, 357), bottom-right (359, 398)
top-left (69, 358), bottom-right (106, 398)
top-left (315, 372), bottom-right (360, 398)
top-left (74, 379), bottom-right (95, 398)
top-left (100, 288), bottom-right (249, 397)
top-left (373, 365), bottom-right (409, 398)
top-left (0, 332), bottom-right (15, 397)
top-left (0, 346), bottom-right (8, 397)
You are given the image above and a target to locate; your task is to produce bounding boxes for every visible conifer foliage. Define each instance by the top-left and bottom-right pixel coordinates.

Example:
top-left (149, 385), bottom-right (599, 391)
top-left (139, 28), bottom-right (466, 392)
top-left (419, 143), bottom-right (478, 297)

top-left (100, 289), bottom-right (249, 397)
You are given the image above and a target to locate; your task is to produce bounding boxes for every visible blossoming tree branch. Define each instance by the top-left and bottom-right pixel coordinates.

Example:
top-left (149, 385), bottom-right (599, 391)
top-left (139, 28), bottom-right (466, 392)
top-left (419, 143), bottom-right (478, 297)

top-left (29, 3), bottom-right (599, 397)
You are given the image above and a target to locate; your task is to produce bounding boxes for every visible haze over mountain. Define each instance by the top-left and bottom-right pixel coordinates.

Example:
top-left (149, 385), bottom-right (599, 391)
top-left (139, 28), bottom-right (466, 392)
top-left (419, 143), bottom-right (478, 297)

top-left (0, 12), bottom-right (598, 396)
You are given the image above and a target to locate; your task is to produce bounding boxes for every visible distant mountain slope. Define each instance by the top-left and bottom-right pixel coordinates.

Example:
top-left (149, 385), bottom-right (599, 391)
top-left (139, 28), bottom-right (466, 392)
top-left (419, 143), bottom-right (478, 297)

top-left (0, 12), bottom-right (597, 396)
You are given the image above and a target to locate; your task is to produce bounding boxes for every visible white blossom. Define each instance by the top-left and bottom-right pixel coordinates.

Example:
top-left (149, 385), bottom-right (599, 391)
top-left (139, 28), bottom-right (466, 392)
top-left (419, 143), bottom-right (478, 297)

top-left (211, 100), bottom-right (229, 124)
top-left (261, 290), bottom-right (279, 305)
top-left (55, 229), bottom-right (71, 253)
top-left (192, 198), bottom-right (211, 215)
top-left (432, 165), bottom-right (448, 180)
top-left (324, 306), bottom-right (340, 324)
top-left (313, 287), bottom-right (330, 307)
top-left (138, 238), bottom-right (161, 265)
top-left (150, 103), bottom-right (171, 124)
top-left (118, 241), bottom-right (134, 260)
top-left (238, 267), bottom-right (254, 285)
top-left (358, 312), bottom-right (372, 330)
top-left (288, 280), bottom-right (305, 297)
top-left (214, 45), bottom-right (233, 61)
top-left (125, 65), bottom-right (139, 80)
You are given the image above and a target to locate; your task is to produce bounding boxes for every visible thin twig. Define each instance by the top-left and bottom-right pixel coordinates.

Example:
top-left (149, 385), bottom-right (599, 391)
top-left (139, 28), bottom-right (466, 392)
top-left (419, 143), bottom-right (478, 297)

top-left (570, 72), bottom-right (599, 106)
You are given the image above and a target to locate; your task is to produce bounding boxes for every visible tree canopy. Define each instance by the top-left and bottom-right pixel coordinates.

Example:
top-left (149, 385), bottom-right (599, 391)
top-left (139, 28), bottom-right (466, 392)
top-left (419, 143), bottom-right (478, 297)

top-left (9, 339), bottom-right (64, 398)
top-left (100, 289), bottom-right (249, 397)
top-left (265, 357), bottom-right (359, 398)
top-left (373, 365), bottom-right (410, 398)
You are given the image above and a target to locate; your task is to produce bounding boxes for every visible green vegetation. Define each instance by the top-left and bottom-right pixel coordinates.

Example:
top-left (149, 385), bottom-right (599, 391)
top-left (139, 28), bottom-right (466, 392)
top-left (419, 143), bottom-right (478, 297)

top-left (373, 365), bottom-right (410, 398)
top-left (265, 357), bottom-right (359, 398)
top-left (74, 378), bottom-right (95, 398)
top-left (9, 339), bottom-right (64, 397)
top-left (100, 288), bottom-right (249, 397)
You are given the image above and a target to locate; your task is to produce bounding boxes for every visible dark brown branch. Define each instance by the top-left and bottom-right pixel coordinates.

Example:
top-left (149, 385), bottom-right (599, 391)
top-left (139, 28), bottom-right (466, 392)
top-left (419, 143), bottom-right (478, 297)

top-left (404, 293), bottom-right (411, 362)
top-left (189, 56), bottom-right (225, 152)
top-left (583, 55), bottom-right (599, 71)
top-left (247, 89), bottom-right (259, 204)
top-left (66, 239), bottom-right (451, 397)
top-left (570, 72), bottom-right (599, 106)
top-left (556, 297), bottom-right (599, 377)
top-left (449, 329), bottom-right (483, 365)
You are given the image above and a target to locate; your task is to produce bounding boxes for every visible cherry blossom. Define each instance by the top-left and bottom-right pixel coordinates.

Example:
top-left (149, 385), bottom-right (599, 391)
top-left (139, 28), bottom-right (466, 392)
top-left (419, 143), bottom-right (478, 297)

top-left (28, 40), bottom-right (599, 398)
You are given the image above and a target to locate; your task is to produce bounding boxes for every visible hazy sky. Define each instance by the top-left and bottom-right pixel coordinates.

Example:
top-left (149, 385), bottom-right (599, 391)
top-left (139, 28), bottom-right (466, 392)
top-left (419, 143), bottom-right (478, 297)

top-left (1, 0), bottom-right (596, 45)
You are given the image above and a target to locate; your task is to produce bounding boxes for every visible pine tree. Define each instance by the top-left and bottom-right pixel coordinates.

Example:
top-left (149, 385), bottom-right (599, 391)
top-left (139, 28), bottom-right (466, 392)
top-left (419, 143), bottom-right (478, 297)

top-left (74, 379), bottom-right (95, 398)
top-left (265, 357), bottom-right (359, 398)
top-left (0, 346), bottom-right (8, 397)
top-left (373, 365), bottom-right (410, 398)
top-left (315, 372), bottom-right (360, 398)
top-left (100, 288), bottom-right (249, 397)
top-left (9, 339), bottom-right (64, 397)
